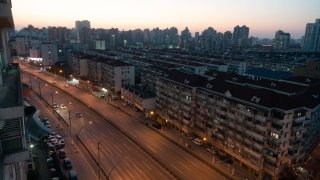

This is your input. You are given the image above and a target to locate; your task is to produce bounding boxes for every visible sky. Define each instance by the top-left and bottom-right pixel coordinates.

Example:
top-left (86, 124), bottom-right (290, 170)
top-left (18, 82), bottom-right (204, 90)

top-left (12, 0), bottom-right (320, 38)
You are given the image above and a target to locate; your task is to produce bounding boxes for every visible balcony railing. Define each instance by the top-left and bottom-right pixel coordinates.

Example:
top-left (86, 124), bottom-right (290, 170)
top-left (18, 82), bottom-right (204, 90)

top-left (0, 0), bottom-right (11, 4)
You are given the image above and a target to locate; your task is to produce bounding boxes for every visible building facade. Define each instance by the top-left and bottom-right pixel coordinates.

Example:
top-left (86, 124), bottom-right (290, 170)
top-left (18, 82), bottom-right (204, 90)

top-left (40, 43), bottom-right (58, 66)
top-left (1, 1), bottom-right (31, 179)
top-left (233, 25), bottom-right (250, 48)
top-left (274, 30), bottom-right (290, 50)
top-left (302, 19), bottom-right (320, 52)
top-left (156, 70), bottom-right (320, 179)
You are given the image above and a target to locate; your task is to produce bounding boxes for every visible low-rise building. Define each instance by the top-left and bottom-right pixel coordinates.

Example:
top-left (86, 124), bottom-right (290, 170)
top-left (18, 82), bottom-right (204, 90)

top-left (121, 85), bottom-right (156, 113)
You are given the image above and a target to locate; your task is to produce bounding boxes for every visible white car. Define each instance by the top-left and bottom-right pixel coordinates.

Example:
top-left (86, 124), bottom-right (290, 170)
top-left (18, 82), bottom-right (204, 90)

top-left (192, 138), bottom-right (203, 146)
top-left (60, 104), bottom-right (66, 109)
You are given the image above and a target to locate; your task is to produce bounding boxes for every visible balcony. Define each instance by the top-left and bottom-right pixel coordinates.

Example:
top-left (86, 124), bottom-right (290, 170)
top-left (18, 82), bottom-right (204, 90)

top-left (255, 114), bottom-right (267, 123)
top-left (293, 116), bottom-right (305, 123)
top-left (271, 122), bottom-right (283, 132)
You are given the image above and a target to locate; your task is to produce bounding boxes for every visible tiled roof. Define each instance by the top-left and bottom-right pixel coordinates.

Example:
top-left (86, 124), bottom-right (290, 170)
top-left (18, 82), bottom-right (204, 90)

top-left (160, 70), bottom-right (320, 110)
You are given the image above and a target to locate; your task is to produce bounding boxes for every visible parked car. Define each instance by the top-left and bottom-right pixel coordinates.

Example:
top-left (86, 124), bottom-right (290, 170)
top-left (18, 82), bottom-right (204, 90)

top-left (47, 158), bottom-right (55, 169)
top-left (192, 138), bottom-right (203, 146)
top-left (152, 122), bottom-right (161, 129)
top-left (206, 147), bottom-right (217, 155)
top-left (69, 170), bottom-right (78, 180)
top-left (63, 158), bottom-right (73, 169)
top-left (58, 149), bottom-right (67, 159)
top-left (55, 135), bottom-right (63, 140)
top-left (53, 103), bottom-right (58, 108)
top-left (60, 104), bottom-right (66, 109)
top-left (49, 168), bottom-right (58, 177)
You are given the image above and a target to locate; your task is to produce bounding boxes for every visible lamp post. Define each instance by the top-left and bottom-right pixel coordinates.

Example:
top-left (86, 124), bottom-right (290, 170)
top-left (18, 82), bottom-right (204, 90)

top-left (107, 158), bottom-right (125, 180)
top-left (76, 121), bottom-right (93, 137)
top-left (59, 69), bottom-right (66, 80)
top-left (68, 110), bottom-right (71, 133)
top-left (51, 91), bottom-right (58, 113)
top-left (98, 141), bottom-right (101, 180)
top-left (30, 144), bottom-right (34, 170)
top-left (29, 75), bottom-right (32, 89)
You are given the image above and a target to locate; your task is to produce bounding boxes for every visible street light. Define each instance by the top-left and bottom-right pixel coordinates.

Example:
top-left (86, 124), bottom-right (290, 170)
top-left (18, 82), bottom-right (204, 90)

top-left (106, 158), bottom-right (126, 180)
top-left (30, 144), bottom-right (34, 170)
top-left (51, 91), bottom-right (58, 112)
top-left (76, 121), bottom-right (93, 136)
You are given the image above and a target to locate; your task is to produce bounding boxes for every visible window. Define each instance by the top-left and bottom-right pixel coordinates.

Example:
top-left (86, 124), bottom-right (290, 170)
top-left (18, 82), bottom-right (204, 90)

top-left (270, 132), bottom-right (279, 139)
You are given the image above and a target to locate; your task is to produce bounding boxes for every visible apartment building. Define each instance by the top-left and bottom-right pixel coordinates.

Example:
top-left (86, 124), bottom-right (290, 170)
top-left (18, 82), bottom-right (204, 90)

top-left (120, 85), bottom-right (156, 113)
top-left (156, 69), bottom-right (320, 179)
top-left (100, 58), bottom-right (134, 93)
top-left (70, 51), bottom-right (135, 93)
top-left (1, 0), bottom-right (31, 178)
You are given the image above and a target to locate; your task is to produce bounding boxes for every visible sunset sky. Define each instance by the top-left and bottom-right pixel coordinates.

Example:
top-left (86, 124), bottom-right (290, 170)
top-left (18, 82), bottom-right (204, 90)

top-left (12, 0), bottom-right (320, 38)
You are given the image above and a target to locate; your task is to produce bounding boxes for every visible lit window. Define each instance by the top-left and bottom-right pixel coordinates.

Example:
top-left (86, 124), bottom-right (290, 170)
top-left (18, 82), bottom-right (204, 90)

top-left (270, 132), bottom-right (279, 139)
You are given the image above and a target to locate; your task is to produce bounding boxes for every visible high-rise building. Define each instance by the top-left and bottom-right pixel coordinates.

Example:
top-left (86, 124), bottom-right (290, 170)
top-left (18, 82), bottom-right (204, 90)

top-left (232, 25), bottom-right (249, 48)
top-left (41, 43), bottom-right (58, 66)
top-left (302, 19), bottom-right (320, 52)
top-left (274, 30), bottom-right (291, 50)
top-left (75, 20), bottom-right (91, 30)
top-left (75, 20), bottom-right (91, 44)
top-left (180, 27), bottom-right (192, 49)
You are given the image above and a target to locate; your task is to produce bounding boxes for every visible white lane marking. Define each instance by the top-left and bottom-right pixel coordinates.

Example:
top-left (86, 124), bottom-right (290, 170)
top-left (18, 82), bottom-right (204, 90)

top-left (171, 163), bottom-right (183, 174)
top-left (142, 161), bottom-right (152, 171)
top-left (178, 161), bottom-right (191, 172)
top-left (129, 132), bottom-right (136, 137)
top-left (113, 144), bottom-right (123, 153)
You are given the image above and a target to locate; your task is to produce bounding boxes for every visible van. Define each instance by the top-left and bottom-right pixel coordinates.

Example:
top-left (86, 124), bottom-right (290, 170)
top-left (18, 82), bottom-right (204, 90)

top-left (69, 170), bottom-right (78, 180)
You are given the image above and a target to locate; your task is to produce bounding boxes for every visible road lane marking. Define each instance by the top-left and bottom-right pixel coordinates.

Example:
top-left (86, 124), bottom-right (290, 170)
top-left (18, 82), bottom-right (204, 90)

top-left (142, 161), bottom-right (152, 171)
top-left (178, 161), bottom-right (191, 172)
top-left (113, 144), bottom-right (123, 153)
top-left (171, 163), bottom-right (183, 174)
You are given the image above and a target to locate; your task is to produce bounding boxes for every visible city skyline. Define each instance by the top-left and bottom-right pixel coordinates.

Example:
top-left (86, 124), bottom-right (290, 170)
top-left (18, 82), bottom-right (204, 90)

top-left (12, 0), bottom-right (320, 38)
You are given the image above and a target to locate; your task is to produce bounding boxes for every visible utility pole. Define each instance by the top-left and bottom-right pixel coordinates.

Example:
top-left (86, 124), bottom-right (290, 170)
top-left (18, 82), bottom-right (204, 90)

top-left (98, 141), bottom-right (102, 180)
top-left (38, 81), bottom-right (41, 97)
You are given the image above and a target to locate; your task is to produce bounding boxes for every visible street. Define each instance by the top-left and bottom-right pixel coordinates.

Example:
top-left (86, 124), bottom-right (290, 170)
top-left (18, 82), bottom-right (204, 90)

top-left (21, 63), bottom-right (227, 180)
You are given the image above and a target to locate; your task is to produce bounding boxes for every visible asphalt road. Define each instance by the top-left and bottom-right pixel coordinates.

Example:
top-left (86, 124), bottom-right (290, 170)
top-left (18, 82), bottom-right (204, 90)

top-left (21, 63), bottom-right (226, 180)
top-left (27, 91), bottom-right (98, 180)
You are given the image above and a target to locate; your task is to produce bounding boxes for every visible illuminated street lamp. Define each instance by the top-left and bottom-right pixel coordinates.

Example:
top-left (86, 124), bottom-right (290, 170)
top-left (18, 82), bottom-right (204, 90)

top-left (29, 144), bottom-right (34, 170)
top-left (51, 91), bottom-right (58, 112)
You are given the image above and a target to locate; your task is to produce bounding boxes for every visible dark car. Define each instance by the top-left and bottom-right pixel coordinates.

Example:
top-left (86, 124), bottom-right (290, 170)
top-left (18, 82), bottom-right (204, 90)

top-left (152, 122), bottom-right (161, 129)
top-left (58, 149), bottom-right (67, 159)
top-left (47, 158), bottom-right (55, 169)
top-left (75, 112), bottom-right (82, 118)
top-left (63, 158), bottom-right (73, 169)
